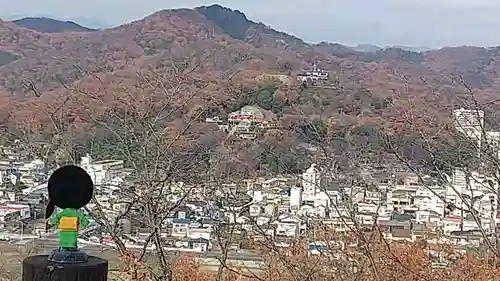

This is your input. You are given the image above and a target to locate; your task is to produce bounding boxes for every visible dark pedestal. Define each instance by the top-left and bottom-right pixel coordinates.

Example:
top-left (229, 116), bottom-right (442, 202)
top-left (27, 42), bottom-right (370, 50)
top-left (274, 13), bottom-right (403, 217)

top-left (48, 249), bottom-right (89, 263)
top-left (22, 255), bottom-right (108, 281)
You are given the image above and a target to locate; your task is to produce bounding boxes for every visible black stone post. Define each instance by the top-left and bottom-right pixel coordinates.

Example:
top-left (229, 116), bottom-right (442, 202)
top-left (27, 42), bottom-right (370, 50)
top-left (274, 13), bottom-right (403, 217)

top-left (22, 255), bottom-right (108, 281)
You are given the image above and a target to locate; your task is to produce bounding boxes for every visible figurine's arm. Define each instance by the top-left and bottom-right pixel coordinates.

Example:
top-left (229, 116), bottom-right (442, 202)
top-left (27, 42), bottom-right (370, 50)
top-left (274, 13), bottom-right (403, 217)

top-left (79, 211), bottom-right (90, 228)
top-left (48, 211), bottom-right (61, 226)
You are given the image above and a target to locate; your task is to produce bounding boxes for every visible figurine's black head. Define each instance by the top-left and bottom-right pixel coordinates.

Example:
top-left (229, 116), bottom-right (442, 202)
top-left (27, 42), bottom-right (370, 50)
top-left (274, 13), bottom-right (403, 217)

top-left (45, 165), bottom-right (94, 219)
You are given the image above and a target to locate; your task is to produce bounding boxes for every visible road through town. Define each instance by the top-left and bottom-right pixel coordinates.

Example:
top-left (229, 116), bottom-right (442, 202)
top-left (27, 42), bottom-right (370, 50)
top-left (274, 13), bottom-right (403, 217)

top-left (14, 236), bottom-right (262, 262)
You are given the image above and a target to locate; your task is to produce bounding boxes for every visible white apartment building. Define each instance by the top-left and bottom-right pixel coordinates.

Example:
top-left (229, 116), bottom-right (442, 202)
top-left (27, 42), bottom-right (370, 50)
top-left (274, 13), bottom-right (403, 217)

top-left (302, 164), bottom-right (321, 197)
top-left (453, 108), bottom-right (484, 153)
top-left (413, 186), bottom-right (446, 217)
top-left (453, 108), bottom-right (484, 132)
top-left (273, 214), bottom-right (303, 238)
top-left (18, 159), bottom-right (45, 175)
top-left (289, 186), bottom-right (302, 212)
top-left (447, 169), bottom-right (498, 222)
top-left (442, 215), bottom-right (495, 234)
top-left (80, 154), bottom-right (124, 185)
top-left (485, 131), bottom-right (500, 160)
top-left (453, 108), bottom-right (500, 161)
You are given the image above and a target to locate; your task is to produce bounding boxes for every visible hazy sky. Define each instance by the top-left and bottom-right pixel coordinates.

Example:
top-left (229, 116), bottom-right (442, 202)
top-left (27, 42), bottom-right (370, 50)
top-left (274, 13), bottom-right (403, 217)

top-left (2, 0), bottom-right (500, 48)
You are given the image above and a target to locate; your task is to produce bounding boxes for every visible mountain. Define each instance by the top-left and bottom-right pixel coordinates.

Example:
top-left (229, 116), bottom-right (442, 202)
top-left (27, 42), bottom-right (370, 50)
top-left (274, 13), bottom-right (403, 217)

top-left (12, 17), bottom-right (96, 33)
top-left (350, 44), bottom-right (432, 53)
top-left (0, 51), bottom-right (18, 67)
top-left (391, 45), bottom-right (431, 53)
top-left (3, 14), bottom-right (109, 29)
top-left (195, 4), bottom-right (312, 53)
top-left (0, 4), bottom-right (499, 139)
top-left (351, 44), bottom-right (382, 53)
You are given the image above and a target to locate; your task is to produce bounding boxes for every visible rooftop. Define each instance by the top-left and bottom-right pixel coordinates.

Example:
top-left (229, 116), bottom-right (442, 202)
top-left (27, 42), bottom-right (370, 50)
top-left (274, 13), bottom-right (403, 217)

top-left (172, 218), bottom-right (190, 224)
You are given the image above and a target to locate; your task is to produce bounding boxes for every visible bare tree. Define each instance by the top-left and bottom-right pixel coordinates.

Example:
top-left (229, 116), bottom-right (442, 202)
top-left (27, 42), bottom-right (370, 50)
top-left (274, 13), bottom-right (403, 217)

top-left (385, 77), bottom-right (500, 261)
top-left (10, 51), bottom-right (500, 281)
top-left (10, 47), bottom-right (254, 281)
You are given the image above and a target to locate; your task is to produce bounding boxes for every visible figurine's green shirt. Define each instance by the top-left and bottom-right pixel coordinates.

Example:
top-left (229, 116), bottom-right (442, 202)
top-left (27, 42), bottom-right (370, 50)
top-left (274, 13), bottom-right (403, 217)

top-left (50, 208), bottom-right (89, 228)
top-left (50, 208), bottom-right (89, 249)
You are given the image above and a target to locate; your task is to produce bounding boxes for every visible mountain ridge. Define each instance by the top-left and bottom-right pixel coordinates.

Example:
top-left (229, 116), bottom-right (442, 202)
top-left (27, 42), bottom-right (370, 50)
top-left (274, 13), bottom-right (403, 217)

top-left (12, 17), bottom-right (96, 33)
top-left (0, 4), bottom-right (499, 136)
top-left (195, 4), bottom-right (311, 53)
top-left (351, 44), bottom-right (432, 53)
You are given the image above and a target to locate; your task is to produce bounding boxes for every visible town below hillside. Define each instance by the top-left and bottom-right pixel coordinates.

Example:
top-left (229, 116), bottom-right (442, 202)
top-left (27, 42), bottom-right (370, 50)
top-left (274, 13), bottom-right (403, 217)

top-left (0, 3), bottom-right (500, 280)
top-left (0, 107), bottom-right (498, 275)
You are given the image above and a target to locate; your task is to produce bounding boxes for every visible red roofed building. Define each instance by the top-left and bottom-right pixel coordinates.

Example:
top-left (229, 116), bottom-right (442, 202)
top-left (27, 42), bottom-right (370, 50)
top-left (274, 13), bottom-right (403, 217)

top-left (0, 204), bottom-right (30, 228)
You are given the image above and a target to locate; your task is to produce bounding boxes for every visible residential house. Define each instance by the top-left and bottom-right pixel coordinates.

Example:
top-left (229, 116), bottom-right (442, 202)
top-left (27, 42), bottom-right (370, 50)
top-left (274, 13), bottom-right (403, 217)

top-left (227, 105), bottom-right (266, 124)
top-left (315, 205), bottom-right (329, 218)
top-left (249, 226), bottom-right (276, 240)
top-left (412, 222), bottom-right (439, 241)
top-left (415, 209), bottom-right (442, 224)
top-left (322, 216), bottom-right (355, 232)
top-left (187, 226), bottom-right (211, 240)
top-left (274, 214), bottom-right (304, 238)
top-left (0, 204), bottom-right (31, 228)
top-left (175, 206), bottom-right (191, 220)
top-left (312, 192), bottom-right (330, 208)
top-left (413, 186), bottom-right (445, 216)
top-left (236, 215), bottom-right (253, 231)
top-left (296, 63), bottom-right (328, 82)
top-left (263, 203), bottom-right (276, 216)
top-left (174, 237), bottom-right (190, 248)
top-left (356, 202), bottom-right (378, 228)
top-left (256, 213), bottom-right (272, 226)
top-left (446, 230), bottom-right (484, 247)
top-left (387, 187), bottom-right (415, 212)
top-left (249, 203), bottom-right (262, 216)
top-left (199, 218), bottom-right (214, 229)
top-left (363, 190), bottom-right (383, 204)
top-left (190, 238), bottom-right (210, 252)
top-left (384, 213), bottom-right (413, 241)
top-left (171, 218), bottom-right (190, 237)
top-left (298, 205), bottom-right (315, 217)
top-left (441, 215), bottom-right (493, 234)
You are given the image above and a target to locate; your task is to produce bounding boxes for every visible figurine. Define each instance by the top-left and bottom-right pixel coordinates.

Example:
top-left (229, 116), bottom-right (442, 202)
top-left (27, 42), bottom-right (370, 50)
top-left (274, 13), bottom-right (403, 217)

top-left (45, 165), bottom-right (94, 262)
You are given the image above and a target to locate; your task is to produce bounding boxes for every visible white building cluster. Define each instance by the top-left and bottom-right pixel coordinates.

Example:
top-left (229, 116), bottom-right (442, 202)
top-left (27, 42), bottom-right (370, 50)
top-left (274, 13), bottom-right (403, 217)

top-left (242, 158), bottom-right (500, 248)
top-left (453, 107), bottom-right (500, 159)
top-left (0, 145), bottom-right (49, 238)
top-left (297, 63), bottom-right (328, 82)
top-left (80, 154), bottom-right (124, 185)
top-left (0, 114), bottom-right (497, 255)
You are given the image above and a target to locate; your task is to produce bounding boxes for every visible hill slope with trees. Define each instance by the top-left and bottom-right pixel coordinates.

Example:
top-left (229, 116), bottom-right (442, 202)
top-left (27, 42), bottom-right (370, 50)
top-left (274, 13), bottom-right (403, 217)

top-left (12, 17), bottom-right (96, 33)
top-left (1, 7), bottom-right (500, 280)
top-left (0, 5), bottom-right (499, 144)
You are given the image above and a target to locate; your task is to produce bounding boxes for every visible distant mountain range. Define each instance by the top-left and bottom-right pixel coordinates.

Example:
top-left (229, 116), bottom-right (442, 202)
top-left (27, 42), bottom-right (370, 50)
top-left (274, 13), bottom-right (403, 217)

top-left (0, 4), bottom-right (499, 138)
top-left (2, 14), bottom-right (111, 29)
top-left (12, 17), bottom-right (96, 33)
top-left (2, 13), bottom-right (432, 51)
top-left (350, 44), bottom-right (432, 53)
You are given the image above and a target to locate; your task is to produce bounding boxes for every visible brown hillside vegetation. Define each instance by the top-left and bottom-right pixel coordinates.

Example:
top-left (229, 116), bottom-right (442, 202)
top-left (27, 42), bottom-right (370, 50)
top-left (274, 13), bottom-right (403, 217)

top-left (0, 9), bottom-right (312, 134)
top-left (0, 6), bottom-right (500, 134)
top-left (2, 5), bottom-right (500, 281)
